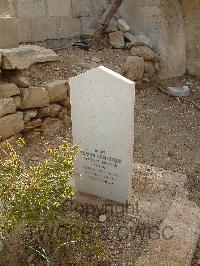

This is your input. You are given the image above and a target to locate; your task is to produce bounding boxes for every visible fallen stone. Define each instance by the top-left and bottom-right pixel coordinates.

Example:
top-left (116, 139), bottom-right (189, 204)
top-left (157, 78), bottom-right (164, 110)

top-left (37, 104), bottom-right (61, 118)
top-left (23, 110), bottom-right (37, 123)
top-left (123, 56), bottom-right (144, 81)
top-left (0, 45), bottom-right (59, 70)
top-left (165, 86), bottom-right (190, 97)
top-left (24, 119), bottom-right (42, 132)
top-left (124, 32), bottom-right (153, 49)
top-left (13, 96), bottom-right (22, 109)
top-left (42, 118), bottom-right (64, 135)
top-left (117, 18), bottom-right (130, 32)
top-left (0, 112), bottom-right (24, 140)
top-left (23, 131), bottom-right (41, 143)
top-left (144, 61), bottom-right (155, 77)
top-left (20, 87), bottom-right (50, 109)
top-left (99, 214), bottom-right (107, 223)
top-left (109, 31), bottom-right (125, 48)
top-left (130, 46), bottom-right (155, 61)
top-left (0, 98), bottom-right (16, 117)
top-left (42, 80), bottom-right (68, 103)
top-left (135, 193), bottom-right (200, 266)
top-left (0, 82), bottom-right (20, 98)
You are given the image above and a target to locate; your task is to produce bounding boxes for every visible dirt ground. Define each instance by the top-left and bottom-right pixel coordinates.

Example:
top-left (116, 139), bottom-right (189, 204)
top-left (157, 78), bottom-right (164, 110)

top-left (1, 47), bottom-right (199, 265)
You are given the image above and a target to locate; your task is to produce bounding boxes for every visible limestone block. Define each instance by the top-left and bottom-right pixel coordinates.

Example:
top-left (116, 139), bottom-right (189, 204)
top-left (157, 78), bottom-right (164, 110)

top-left (30, 16), bottom-right (58, 42)
top-left (93, 0), bottom-right (109, 15)
top-left (0, 17), bottom-right (19, 49)
top-left (80, 16), bottom-right (99, 35)
top-left (123, 56), bottom-right (145, 81)
top-left (0, 112), bottom-right (24, 140)
top-left (18, 18), bottom-right (32, 43)
top-left (13, 96), bottom-right (22, 109)
top-left (42, 80), bottom-right (68, 103)
top-left (119, 0), bottom-right (186, 78)
top-left (56, 17), bottom-right (81, 39)
top-left (47, 0), bottom-right (71, 17)
top-left (0, 45), bottom-right (59, 70)
top-left (0, 98), bottom-right (16, 117)
top-left (42, 118), bottom-right (64, 135)
top-left (117, 18), bottom-right (130, 32)
top-left (72, 0), bottom-right (94, 17)
top-left (0, 82), bottom-right (20, 98)
top-left (131, 46), bottom-right (156, 61)
top-left (17, 0), bottom-right (46, 17)
top-left (37, 104), bottom-right (61, 118)
top-left (20, 87), bottom-right (50, 109)
top-left (109, 31), bottom-right (125, 48)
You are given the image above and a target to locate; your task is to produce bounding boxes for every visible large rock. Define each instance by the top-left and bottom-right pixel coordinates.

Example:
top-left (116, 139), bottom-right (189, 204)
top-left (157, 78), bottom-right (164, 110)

top-left (20, 87), bottom-right (50, 109)
top-left (0, 112), bottom-right (24, 140)
top-left (123, 56), bottom-right (144, 81)
top-left (37, 104), bottom-right (61, 118)
top-left (42, 80), bottom-right (68, 103)
top-left (131, 46), bottom-right (156, 61)
top-left (0, 45), bottom-right (59, 70)
top-left (124, 32), bottom-right (153, 48)
top-left (0, 82), bottom-right (20, 98)
top-left (119, 0), bottom-right (186, 78)
top-left (0, 98), bottom-right (16, 117)
top-left (109, 31), bottom-right (125, 48)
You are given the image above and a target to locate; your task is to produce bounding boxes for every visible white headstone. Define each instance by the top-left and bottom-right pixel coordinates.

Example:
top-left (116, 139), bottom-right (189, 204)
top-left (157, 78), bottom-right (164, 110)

top-left (69, 66), bottom-right (135, 204)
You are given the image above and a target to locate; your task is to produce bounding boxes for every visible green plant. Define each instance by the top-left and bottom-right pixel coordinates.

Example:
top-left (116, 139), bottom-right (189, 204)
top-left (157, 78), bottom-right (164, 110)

top-left (0, 138), bottom-right (77, 234)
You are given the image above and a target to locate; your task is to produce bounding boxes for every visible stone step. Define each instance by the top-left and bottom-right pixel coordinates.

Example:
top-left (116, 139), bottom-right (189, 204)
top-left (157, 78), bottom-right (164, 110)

top-left (135, 192), bottom-right (200, 266)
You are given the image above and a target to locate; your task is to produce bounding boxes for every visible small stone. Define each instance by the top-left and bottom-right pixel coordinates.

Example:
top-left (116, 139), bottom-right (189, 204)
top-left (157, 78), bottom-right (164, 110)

top-left (23, 131), bottom-right (41, 143)
top-left (154, 63), bottom-right (160, 71)
top-left (142, 77), bottom-right (150, 83)
top-left (117, 18), bottom-right (130, 32)
top-left (58, 109), bottom-right (72, 128)
top-left (91, 57), bottom-right (101, 63)
top-left (42, 80), bottom-right (68, 103)
top-left (0, 82), bottom-right (20, 98)
top-left (23, 110), bottom-right (37, 123)
top-left (37, 104), bottom-right (61, 118)
top-left (30, 156), bottom-right (39, 161)
top-left (165, 86), bottom-right (190, 97)
top-left (130, 46), bottom-right (155, 61)
top-left (42, 118), bottom-right (64, 135)
top-left (24, 119), bottom-right (42, 132)
top-left (123, 56), bottom-right (144, 81)
top-left (99, 214), bottom-right (107, 223)
top-left (20, 87), bottom-right (50, 109)
top-left (0, 97), bottom-right (16, 118)
top-left (109, 31), bottom-right (125, 48)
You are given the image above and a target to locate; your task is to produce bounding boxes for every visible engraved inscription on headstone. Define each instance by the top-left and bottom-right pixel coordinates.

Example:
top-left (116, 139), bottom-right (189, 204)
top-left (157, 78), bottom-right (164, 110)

top-left (69, 66), bottom-right (135, 204)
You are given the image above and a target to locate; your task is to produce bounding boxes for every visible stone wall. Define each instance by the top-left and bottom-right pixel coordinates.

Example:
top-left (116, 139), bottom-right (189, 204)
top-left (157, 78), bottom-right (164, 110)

top-left (0, 0), bottom-right (199, 77)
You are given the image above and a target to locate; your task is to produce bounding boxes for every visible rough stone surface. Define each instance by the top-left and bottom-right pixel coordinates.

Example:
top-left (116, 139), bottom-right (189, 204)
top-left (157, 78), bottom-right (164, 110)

top-left (131, 46), bottom-right (156, 61)
top-left (70, 66), bottom-right (135, 204)
top-left (0, 45), bottom-right (59, 70)
top-left (24, 119), bottom-right (42, 132)
top-left (106, 18), bottom-right (118, 33)
top-left (42, 118), bottom-right (64, 135)
top-left (135, 194), bottom-right (200, 265)
top-left (109, 31), bottom-right (125, 48)
top-left (0, 98), bottom-right (16, 118)
top-left (164, 86), bottom-right (190, 97)
top-left (20, 87), bottom-right (50, 109)
top-left (117, 18), bottom-right (130, 32)
top-left (23, 131), bottom-right (41, 143)
top-left (23, 109), bottom-right (37, 123)
top-left (13, 96), bottom-right (22, 109)
top-left (144, 61), bottom-right (155, 77)
top-left (0, 82), bottom-right (20, 98)
top-left (37, 104), bottom-right (61, 118)
top-left (0, 112), bottom-right (24, 140)
top-left (123, 56), bottom-right (145, 81)
top-left (124, 32), bottom-right (153, 49)
top-left (72, 0), bottom-right (94, 17)
top-left (42, 80), bottom-right (68, 103)
top-left (0, 17), bottom-right (19, 49)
